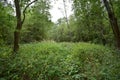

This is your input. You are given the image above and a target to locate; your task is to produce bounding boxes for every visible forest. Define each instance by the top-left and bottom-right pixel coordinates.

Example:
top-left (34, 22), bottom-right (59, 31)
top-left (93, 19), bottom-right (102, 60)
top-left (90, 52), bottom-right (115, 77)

top-left (0, 0), bottom-right (120, 80)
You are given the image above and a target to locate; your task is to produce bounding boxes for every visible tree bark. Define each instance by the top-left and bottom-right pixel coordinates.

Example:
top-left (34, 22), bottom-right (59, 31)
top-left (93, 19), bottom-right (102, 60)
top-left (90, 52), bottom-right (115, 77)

top-left (103, 0), bottom-right (120, 49)
top-left (14, 0), bottom-right (22, 52)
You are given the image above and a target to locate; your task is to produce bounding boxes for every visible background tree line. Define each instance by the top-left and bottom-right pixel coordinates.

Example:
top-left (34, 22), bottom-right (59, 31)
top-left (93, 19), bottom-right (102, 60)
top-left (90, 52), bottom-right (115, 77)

top-left (49, 0), bottom-right (120, 48)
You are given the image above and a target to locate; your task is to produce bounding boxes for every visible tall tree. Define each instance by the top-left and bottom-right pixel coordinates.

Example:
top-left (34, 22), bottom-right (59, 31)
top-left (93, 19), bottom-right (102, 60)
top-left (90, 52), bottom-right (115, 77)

top-left (103, 0), bottom-right (120, 49)
top-left (63, 0), bottom-right (69, 28)
top-left (14, 0), bottom-right (37, 52)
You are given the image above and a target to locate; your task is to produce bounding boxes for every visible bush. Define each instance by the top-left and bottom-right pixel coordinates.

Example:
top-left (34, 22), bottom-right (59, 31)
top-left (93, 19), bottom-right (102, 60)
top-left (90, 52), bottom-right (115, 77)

top-left (0, 41), bottom-right (120, 80)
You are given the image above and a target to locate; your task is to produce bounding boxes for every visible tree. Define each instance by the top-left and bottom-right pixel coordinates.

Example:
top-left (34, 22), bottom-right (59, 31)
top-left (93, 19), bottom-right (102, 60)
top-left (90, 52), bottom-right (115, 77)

top-left (13, 0), bottom-right (37, 52)
top-left (63, 0), bottom-right (69, 28)
top-left (103, 0), bottom-right (120, 49)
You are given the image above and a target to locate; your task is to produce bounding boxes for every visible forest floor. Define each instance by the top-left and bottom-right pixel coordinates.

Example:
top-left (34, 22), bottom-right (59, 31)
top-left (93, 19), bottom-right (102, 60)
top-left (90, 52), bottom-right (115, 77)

top-left (0, 41), bottom-right (120, 80)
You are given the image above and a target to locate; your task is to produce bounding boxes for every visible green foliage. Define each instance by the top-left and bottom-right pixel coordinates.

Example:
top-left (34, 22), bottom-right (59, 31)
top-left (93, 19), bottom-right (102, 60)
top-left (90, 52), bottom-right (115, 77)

top-left (0, 2), bottom-right (15, 45)
top-left (49, 16), bottom-right (76, 42)
top-left (0, 42), bottom-right (120, 80)
top-left (51, 0), bottom-right (113, 45)
top-left (0, 0), bottom-right (120, 79)
top-left (21, 0), bottom-right (53, 43)
top-left (49, 12), bottom-right (114, 46)
top-left (47, 0), bottom-right (119, 47)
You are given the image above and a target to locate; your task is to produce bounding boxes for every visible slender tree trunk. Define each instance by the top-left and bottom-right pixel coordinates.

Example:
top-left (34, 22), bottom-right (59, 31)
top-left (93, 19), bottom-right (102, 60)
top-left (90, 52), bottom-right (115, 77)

top-left (14, 0), bottom-right (22, 52)
top-left (63, 0), bottom-right (69, 28)
top-left (103, 0), bottom-right (120, 49)
top-left (14, 22), bottom-right (22, 52)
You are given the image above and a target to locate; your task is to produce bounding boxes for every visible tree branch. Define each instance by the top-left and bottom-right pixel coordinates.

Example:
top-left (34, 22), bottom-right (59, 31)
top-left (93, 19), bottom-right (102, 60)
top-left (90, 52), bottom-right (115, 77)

top-left (21, 0), bottom-right (37, 25)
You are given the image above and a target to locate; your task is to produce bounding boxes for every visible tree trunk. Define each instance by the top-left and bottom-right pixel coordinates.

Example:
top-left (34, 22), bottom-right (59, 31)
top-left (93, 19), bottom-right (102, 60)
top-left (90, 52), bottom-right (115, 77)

top-left (14, 0), bottom-right (22, 52)
top-left (103, 0), bottom-right (120, 49)
top-left (14, 31), bottom-right (20, 52)
top-left (63, 0), bottom-right (69, 28)
top-left (14, 21), bottom-right (22, 52)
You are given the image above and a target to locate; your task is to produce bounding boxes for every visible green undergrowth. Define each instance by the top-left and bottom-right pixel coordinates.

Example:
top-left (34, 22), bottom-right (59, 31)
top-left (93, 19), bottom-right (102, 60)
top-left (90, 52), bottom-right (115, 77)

top-left (0, 41), bottom-right (120, 80)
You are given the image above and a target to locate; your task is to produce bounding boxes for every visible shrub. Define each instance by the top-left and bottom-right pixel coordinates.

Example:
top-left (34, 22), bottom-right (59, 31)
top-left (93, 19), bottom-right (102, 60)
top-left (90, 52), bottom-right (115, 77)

top-left (0, 42), bottom-right (120, 80)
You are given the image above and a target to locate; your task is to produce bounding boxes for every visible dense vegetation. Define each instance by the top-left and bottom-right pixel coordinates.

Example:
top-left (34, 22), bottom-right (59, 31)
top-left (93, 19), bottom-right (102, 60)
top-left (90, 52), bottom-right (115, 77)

top-left (0, 0), bottom-right (120, 80)
top-left (0, 41), bottom-right (120, 80)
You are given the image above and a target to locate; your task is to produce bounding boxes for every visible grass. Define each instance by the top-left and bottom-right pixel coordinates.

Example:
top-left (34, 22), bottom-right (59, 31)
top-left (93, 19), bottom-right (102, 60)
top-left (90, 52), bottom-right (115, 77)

top-left (0, 41), bottom-right (120, 80)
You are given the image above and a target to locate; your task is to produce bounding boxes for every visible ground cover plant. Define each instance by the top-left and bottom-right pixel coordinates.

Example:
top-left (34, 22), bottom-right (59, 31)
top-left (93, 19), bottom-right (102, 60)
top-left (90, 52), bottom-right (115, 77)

top-left (0, 41), bottom-right (120, 80)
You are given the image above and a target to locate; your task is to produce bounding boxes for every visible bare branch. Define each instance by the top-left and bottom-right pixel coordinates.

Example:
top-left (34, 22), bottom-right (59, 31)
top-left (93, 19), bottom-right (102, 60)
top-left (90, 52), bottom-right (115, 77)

top-left (21, 0), bottom-right (37, 25)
